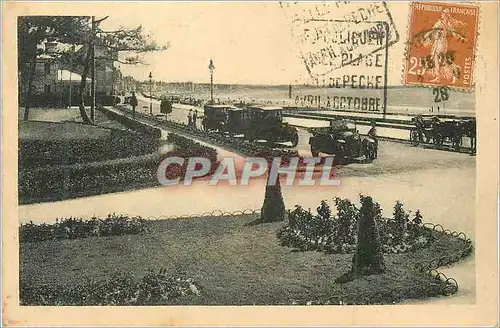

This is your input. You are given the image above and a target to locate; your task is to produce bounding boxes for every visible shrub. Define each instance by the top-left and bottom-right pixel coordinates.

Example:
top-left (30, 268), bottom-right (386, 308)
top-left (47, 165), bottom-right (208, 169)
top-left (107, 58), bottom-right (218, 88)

top-left (19, 124), bottom-right (159, 168)
top-left (166, 133), bottom-right (218, 162)
top-left (278, 197), bottom-right (436, 255)
top-left (99, 105), bottom-right (162, 138)
top-left (20, 269), bottom-right (200, 306)
top-left (260, 173), bottom-right (286, 223)
top-left (19, 213), bottom-right (149, 243)
top-left (334, 197), bottom-right (358, 245)
top-left (18, 153), bottom-right (160, 204)
top-left (350, 195), bottom-right (386, 276)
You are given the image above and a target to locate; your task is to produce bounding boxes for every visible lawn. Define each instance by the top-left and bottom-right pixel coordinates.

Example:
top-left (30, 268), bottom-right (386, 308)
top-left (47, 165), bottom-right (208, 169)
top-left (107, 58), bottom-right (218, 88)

top-left (20, 214), bottom-right (468, 305)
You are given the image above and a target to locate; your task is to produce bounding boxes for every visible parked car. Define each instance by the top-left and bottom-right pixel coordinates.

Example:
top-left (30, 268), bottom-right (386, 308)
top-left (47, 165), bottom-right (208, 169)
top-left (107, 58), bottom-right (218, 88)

top-left (202, 104), bottom-right (299, 146)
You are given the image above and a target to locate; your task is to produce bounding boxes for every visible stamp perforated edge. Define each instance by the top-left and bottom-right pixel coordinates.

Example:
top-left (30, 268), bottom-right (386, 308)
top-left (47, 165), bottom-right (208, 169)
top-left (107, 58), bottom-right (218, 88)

top-left (400, 1), bottom-right (481, 93)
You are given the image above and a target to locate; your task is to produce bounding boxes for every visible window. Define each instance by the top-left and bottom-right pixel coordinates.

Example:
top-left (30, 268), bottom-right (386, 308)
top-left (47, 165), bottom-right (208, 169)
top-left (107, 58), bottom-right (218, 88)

top-left (44, 85), bottom-right (51, 94)
top-left (44, 63), bottom-right (50, 75)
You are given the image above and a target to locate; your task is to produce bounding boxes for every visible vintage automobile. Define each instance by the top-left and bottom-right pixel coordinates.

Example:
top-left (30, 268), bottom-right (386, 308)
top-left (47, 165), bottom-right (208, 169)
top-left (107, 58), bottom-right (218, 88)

top-left (202, 104), bottom-right (299, 146)
top-left (308, 120), bottom-right (377, 164)
top-left (241, 106), bottom-right (299, 146)
top-left (201, 104), bottom-right (239, 132)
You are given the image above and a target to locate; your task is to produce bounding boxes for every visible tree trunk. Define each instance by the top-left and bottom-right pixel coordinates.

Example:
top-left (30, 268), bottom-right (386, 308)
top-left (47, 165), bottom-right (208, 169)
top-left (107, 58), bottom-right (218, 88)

top-left (90, 16), bottom-right (96, 123)
top-left (260, 171), bottom-right (286, 223)
top-left (78, 41), bottom-right (94, 125)
top-left (23, 52), bottom-right (37, 121)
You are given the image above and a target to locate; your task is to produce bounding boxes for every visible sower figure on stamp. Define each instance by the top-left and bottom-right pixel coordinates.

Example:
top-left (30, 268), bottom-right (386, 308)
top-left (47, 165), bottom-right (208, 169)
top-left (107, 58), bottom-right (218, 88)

top-left (367, 121), bottom-right (378, 159)
top-left (420, 8), bottom-right (467, 84)
top-left (130, 92), bottom-right (138, 119)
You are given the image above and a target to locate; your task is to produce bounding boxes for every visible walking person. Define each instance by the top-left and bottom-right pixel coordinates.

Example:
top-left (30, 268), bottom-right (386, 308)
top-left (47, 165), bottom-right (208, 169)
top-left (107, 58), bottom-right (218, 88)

top-left (160, 97), bottom-right (172, 121)
top-left (130, 92), bottom-right (138, 119)
top-left (367, 121), bottom-right (378, 159)
top-left (193, 110), bottom-right (198, 129)
top-left (188, 109), bottom-right (193, 128)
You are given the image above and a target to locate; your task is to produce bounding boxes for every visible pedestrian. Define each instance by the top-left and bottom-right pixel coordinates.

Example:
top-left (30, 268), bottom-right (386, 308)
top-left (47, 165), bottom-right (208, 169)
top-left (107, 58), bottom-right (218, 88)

top-left (367, 121), bottom-right (378, 159)
top-left (188, 109), bottom-right (193, 127)
top-left (193, 110), bottom-right (198, 129)
top-left (437, 106), bottom-right (440, 114)
top-left (130, 92), bottom-right (138, 119)
top-left (160, 97), bottom-right (172, 121)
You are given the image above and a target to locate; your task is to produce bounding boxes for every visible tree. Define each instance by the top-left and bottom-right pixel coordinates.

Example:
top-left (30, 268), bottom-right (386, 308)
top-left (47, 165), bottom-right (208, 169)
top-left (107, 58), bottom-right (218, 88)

top-left (335, 195), bottom-right (385, 283)
top-left (18, 15), bottom-right (168, 124)
top-left (66, 16), bottom-right (168, 124)
top-left (17, 16), bottom-right (89, 120)
top-left (260, 170), bottom-right (286, 223)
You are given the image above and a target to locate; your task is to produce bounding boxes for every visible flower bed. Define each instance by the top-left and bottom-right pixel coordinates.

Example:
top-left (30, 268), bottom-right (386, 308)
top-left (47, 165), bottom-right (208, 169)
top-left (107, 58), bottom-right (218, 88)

top-left (166, 133), bottom-right (218, 161)
top-left (19, 121), bottom-right (159, 168)
top-left (20, 269), bottom-right (200, 306)
top-left (98, 105), bottom-right (162, 139)
top-left (278, 196), bottom-right (436, 254)
top-left (19, 213), bottom-right (150, 243)
top-left (161, 133), bottom-right (219, 181)
top-left (19, 153), bottom-right (161, 204)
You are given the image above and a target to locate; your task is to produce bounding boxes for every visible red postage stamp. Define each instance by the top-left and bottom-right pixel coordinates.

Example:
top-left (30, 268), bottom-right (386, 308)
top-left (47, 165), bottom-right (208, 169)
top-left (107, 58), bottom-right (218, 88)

top-left (403, 1), bottom-right (479, 90)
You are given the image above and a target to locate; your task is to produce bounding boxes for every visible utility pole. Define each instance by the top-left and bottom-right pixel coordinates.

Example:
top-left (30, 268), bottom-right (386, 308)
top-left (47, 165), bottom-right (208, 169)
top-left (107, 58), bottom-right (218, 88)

top-left (90, 16), bottom-right (96, 123)
top-left (149, 72), bottom-right (153, 115)
top-left (69, 45), bottom-right (74, 107)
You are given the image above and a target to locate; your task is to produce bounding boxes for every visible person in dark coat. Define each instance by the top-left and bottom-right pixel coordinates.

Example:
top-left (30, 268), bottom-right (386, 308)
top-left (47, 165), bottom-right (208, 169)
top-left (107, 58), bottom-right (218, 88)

top-left (193, 110), bottom-right (198, 129)
top-left (130, 92), bottom-right (138, 119)
top-left (188, 109), bottom-right (193, 127)
top-left (367, 121), bottom-right (378, 159)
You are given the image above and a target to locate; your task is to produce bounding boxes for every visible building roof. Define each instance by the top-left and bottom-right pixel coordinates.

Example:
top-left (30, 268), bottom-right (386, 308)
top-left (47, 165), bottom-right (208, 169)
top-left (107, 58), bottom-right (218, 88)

top-left (57, 69), bottom-right (90, 82)
top-left (37, 43), bottom-right (84, 60)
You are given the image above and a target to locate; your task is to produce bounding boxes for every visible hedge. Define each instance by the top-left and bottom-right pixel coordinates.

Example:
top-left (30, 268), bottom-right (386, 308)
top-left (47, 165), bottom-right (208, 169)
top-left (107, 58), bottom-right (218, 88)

top-left (20, 213), bottom-right (149, 243)
top-left (98, 105), bottom-right (162, 139)
top-left (20, 270), bottom-right (200, 306)
top-left (18, 153), bottom-right (161, 204)
top-left (19, 128), bottom-right (159, 168)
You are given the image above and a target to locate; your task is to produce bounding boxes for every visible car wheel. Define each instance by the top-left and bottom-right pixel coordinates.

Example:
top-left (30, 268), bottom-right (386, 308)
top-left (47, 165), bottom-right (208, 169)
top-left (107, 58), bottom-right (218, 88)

top-left (433, 132), bottom-right (444, 147)
top-left (335, 145), bottom-right (347, 165)
top-left (364, 142), bottom-right (376, 161)
top-left (410, 129), bottom-right (420, 146)
top-left (452, 136), bottom-right (462, 151)
top-left (291, 131), bottom-right (299, 147)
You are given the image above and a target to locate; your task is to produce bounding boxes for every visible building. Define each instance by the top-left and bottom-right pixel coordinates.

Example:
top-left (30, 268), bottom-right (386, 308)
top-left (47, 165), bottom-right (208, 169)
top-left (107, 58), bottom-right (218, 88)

top-left (30, 40), bottom-right (121, 107)
top-left (30, 41), bottom-right (90, 107)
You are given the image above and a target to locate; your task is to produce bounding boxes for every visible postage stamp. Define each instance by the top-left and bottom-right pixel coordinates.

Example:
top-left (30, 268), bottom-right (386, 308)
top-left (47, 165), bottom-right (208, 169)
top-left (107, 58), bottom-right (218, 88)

top-left (403, 1), bottom-right (479, 90)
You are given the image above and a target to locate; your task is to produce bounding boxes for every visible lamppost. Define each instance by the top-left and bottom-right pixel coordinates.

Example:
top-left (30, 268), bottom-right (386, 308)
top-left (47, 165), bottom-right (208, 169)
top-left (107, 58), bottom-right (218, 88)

top-left (208, 59), bottom-right (215, 104)
top-left (149, 72), bottom-right (153, 115)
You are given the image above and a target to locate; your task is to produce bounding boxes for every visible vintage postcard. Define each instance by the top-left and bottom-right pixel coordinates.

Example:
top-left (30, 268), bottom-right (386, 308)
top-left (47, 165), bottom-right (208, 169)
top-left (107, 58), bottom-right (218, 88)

top-left (2, 1), bottom-right (498, 327)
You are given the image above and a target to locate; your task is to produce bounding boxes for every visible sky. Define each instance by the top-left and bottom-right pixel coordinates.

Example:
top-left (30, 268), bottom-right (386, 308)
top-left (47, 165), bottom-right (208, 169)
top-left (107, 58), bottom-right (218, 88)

top-left (100, 3), bottom-right (299, 85)
top-left (98, 2), bottom-right (410, 85)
